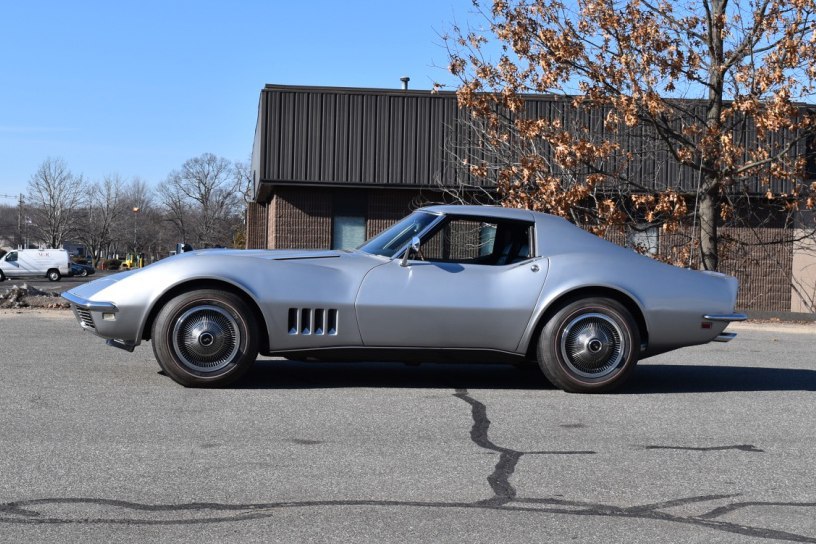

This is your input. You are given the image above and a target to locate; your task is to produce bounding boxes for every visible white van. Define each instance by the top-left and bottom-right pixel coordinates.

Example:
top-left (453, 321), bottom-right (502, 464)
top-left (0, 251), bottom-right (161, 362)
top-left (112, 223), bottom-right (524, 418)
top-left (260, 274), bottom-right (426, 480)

top-left (0, 249), bottom-right (71, 282)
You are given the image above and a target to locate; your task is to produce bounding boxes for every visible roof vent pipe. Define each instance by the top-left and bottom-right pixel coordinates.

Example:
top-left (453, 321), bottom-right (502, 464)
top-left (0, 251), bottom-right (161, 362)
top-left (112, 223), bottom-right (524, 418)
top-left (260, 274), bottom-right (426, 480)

top-left (400, 76), bottom-right (410, 90)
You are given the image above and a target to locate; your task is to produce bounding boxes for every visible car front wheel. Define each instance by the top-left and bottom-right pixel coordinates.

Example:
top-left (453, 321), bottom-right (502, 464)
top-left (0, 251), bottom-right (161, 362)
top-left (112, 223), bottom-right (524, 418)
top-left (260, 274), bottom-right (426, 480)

top-left (151, 289), bottom-right (259, 387)
top-left (537, 297), bottom-right (640, 393)
top-left (47, 269), bottom-right (61, 281)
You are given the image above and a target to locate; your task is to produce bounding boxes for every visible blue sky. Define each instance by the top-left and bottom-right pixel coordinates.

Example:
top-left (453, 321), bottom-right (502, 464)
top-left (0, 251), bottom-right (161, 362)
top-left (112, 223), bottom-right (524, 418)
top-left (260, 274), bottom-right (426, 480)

top-left (0, 0), bottom-right (475, 200)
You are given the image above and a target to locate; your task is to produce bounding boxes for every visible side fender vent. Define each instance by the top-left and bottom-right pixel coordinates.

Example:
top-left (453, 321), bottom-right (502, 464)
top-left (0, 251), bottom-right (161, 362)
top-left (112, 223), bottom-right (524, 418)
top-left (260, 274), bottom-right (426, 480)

top-left (288, 308), bottom-right (338, 336)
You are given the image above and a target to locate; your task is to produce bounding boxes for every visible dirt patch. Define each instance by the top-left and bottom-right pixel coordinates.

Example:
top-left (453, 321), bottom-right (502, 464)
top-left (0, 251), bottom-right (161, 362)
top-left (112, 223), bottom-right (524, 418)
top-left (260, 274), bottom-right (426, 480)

top-left (0, 283), bottom-right (70, 310)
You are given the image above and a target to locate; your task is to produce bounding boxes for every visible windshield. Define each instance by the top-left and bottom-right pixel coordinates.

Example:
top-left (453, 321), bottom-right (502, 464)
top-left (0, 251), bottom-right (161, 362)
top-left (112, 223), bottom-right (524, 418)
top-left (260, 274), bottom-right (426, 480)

top-left (358, 211), bottom-right (439, 257)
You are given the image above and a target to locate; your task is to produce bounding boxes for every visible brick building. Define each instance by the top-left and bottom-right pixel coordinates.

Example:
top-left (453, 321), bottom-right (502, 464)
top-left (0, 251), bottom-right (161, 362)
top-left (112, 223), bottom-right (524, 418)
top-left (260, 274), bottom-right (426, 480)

top-left (247, 84), bottom-right (815, 313)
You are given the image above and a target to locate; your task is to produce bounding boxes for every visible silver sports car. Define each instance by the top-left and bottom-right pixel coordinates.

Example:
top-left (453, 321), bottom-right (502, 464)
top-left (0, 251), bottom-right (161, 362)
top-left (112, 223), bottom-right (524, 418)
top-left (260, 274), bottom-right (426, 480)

top-left (62, 205), bottom-right (746, 393)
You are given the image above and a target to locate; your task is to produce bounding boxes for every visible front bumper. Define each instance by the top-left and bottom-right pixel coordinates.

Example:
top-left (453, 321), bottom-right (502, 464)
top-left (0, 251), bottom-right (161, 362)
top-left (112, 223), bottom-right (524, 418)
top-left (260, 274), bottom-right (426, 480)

top-left (62, 291), bottom-right (119, 330)
top-left (61, 291), bottom-right (140, 351)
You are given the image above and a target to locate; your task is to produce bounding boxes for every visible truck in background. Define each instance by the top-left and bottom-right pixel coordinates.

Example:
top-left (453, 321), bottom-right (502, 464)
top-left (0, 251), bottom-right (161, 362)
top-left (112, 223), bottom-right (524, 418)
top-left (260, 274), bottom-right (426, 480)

top-left (0, 249), bottom-right (71, 281)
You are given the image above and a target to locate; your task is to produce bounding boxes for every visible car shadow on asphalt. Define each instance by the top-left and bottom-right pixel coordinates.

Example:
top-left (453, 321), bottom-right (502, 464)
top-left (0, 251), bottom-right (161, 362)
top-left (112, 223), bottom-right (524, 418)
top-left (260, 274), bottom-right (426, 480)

top-left (237, 360), bottom-right (816, 393)
top-left (625, 364), bottom-right (816, 394)
top-left (239, 359), bottom-right (551, 390)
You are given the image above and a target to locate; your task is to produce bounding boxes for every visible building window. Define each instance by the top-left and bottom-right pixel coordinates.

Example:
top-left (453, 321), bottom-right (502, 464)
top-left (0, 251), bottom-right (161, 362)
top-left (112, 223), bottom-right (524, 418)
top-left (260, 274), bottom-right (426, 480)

top-left (627, 225), bottom-right (660, 257)
top-left (332, 193), bottom-right (367, 250)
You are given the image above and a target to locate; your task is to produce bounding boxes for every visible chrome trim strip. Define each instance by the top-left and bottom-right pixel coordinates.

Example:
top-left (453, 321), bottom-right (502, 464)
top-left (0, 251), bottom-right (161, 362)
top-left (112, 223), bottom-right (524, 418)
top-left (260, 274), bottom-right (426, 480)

top-left (703, 313), bottom-right (748, 322)
top-left (61, 291), bottom-right (119, 313)
top-left (713, 332), bottom-right (737, 342)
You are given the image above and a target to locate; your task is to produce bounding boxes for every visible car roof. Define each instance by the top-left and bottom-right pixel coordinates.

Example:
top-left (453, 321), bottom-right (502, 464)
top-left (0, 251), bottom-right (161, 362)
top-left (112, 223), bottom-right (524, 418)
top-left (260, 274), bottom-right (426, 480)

top-left (417, 204), bottom-right (540, 222)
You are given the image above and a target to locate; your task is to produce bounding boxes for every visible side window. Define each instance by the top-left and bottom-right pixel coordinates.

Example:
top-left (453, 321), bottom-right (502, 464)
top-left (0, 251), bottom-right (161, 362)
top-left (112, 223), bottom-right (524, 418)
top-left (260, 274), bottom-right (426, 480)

top-left (420, 217), bottom-right (532, 265)
top-left (6, 252), bottom-right (17, 262)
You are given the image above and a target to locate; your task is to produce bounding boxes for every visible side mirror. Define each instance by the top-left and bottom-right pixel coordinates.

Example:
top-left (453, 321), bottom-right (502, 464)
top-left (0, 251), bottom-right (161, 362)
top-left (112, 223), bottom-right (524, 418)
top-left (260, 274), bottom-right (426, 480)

top-left (400, 236), bottom-right (421, 267)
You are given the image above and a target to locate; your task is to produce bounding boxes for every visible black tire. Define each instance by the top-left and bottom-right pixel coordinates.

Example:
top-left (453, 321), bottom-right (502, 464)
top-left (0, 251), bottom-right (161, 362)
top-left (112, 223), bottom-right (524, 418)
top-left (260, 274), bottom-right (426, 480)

top-left (537, 297), bottom-right (640, 393)
top-left (47, 269), bottom-right (61, 281)
top-left (151, 289), bottom-right (259, 387)
top-left (79, 268), bottom-right (88, 277)
top-left (0, 270), bottom-right (5, 282)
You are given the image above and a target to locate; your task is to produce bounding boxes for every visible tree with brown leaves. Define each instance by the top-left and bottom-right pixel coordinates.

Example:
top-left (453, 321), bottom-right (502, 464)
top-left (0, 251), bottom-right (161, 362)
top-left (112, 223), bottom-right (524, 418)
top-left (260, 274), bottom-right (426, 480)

top-left (444, 0), bottom-right (816, 271)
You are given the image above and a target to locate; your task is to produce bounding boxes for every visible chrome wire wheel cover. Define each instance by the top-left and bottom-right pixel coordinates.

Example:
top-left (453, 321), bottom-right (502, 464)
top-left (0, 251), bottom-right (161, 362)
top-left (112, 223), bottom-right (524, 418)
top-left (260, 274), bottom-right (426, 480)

top-left (171, 305), bottom-right (240, 373)
top-left (560, 312), bottom-right (626, 379)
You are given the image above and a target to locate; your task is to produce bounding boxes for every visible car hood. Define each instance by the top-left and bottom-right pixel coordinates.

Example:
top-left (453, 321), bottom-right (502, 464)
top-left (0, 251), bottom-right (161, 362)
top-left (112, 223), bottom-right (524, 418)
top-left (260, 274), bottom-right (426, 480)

top-left (180, 248), bottom-right (346, 261)
top-left (64, 248), bottom-right (382, 304)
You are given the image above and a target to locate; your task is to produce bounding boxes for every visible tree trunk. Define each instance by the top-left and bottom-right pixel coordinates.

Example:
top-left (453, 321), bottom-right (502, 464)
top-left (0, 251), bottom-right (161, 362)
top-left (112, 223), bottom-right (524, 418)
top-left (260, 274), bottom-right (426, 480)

top-left (699, 184), bottom-right (719, 271)
top-left (699, 0), bottom-right (726, 272)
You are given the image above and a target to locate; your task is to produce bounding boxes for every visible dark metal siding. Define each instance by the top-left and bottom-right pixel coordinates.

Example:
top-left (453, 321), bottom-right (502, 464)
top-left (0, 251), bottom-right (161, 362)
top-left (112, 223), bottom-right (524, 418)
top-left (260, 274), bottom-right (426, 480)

top-left (252, 84), bottom-right (810, 199)
top-left (253, 86), bottom-right (468, 192)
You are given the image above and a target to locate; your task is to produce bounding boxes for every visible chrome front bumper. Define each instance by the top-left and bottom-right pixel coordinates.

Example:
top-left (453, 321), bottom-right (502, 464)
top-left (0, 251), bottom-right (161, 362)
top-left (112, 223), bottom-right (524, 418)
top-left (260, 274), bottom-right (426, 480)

top-left (61, 291), bottom-right (119, 331)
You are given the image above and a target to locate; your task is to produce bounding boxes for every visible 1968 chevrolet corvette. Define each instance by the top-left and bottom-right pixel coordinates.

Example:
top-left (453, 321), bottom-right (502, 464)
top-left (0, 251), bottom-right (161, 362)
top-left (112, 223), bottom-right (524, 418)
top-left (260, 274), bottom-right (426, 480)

top-left (62, 205), bottom-right (746, 393)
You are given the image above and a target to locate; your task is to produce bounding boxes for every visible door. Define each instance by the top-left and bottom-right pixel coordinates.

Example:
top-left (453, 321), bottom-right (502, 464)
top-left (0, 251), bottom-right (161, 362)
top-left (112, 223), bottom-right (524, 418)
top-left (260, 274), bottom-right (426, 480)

top-left (355, 216), bottom-right (547, 353)
top-left (0, 252), bottom-right (23, 277)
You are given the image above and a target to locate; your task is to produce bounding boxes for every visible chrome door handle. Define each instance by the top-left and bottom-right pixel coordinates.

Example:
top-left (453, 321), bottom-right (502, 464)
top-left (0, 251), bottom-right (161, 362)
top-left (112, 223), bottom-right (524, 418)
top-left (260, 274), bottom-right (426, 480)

top-left (531, 264), bottom-right (540, 272)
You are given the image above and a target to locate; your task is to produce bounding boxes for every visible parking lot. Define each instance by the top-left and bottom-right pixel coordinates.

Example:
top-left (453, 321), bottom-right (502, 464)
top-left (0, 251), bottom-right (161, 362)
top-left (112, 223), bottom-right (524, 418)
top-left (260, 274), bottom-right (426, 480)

top-left (0, 309), bottom-right (815, 543)
top-left (0, 269), bottom-right (116, 293)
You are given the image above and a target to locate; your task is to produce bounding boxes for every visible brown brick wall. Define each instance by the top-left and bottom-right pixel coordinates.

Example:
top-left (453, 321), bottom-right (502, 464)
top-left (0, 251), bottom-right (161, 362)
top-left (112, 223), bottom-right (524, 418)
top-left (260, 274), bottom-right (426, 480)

top-left (245, 202), bottom-right (267, 249)
top-left (719, 227), bottom-right (793, 312)
top-left (366, 191), bottom-right (415, 238)
top-left (269, 188), bottom-right (332, 249)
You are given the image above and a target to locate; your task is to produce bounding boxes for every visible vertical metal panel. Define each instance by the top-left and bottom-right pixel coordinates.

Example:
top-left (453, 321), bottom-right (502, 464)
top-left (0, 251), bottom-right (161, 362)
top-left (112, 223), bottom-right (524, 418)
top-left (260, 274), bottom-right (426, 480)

top-left (278, 92), bottom-right (296, 180)
top-left (402, 97), bottom-right (418, 184)
top-left (321, 94), bottom-right (337, 182)
top-left (416, 96), bottom-right (432, 186)
top-left (347, 93), bottom-right (364, 183)
top-left (306, 93), bottom-right (323, 181)
top-left (264, 91), bottom-right (281, 181)
top-left (333, 93), bottom-right (349, 183)
top-left (388, 96), bottom-right (404, 184)
top-left (361, 94), bottom-right (378, 183)
top-left (375, 95), bottom-right (391, 184)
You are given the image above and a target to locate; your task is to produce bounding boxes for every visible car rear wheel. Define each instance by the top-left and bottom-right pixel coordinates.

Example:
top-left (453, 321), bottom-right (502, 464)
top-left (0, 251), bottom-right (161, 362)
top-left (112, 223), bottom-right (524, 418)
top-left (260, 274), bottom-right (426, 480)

top-left (537, 297), bottom-right (640, 393)
top-left (152, 289), bottom-right (259, 387)
top-left (47, 269), bottom-right (61, 281)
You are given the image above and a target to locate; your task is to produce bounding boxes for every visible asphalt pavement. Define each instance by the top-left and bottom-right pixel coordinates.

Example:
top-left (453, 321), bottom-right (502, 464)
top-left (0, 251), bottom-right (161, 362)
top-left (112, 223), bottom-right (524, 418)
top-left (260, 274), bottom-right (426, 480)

top-left (0, 311), bottom-right (815, 543)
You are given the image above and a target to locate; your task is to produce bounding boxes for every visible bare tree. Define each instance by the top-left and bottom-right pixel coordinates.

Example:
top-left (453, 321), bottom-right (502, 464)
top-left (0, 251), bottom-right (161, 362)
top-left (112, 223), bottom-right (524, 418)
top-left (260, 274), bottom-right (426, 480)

top-left (26, 158), bottom-right (85, 249)
top-left (158, 153), bottom-right (243, 248)
top-left (0, 204), bottom-right (17, 247)
top-left (75, 175), bottom-right (127, 266)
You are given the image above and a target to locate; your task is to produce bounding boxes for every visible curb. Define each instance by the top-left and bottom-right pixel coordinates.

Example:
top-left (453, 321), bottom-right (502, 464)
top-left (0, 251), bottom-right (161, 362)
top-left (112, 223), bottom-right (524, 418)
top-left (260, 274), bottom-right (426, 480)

top-left (741, 310), bottom-right (816, 323)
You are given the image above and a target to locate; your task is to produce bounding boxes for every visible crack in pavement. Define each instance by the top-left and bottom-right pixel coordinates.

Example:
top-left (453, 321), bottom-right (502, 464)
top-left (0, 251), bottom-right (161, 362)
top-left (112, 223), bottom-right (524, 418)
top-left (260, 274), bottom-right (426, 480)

top-left (452, 388), bottom-right (595, 506)
top-left (644, 444), bottom-right (764, 453)
top-left (1, 388), bottom-right (813, 542)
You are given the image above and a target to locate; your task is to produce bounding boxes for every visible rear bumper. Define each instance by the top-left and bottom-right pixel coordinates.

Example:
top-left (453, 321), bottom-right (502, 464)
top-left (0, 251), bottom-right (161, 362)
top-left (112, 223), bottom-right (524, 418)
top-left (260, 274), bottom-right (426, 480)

top-left (704, 313), bottom-right (748, 322)
top-left (703, 314), bottom-right (746, 343)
